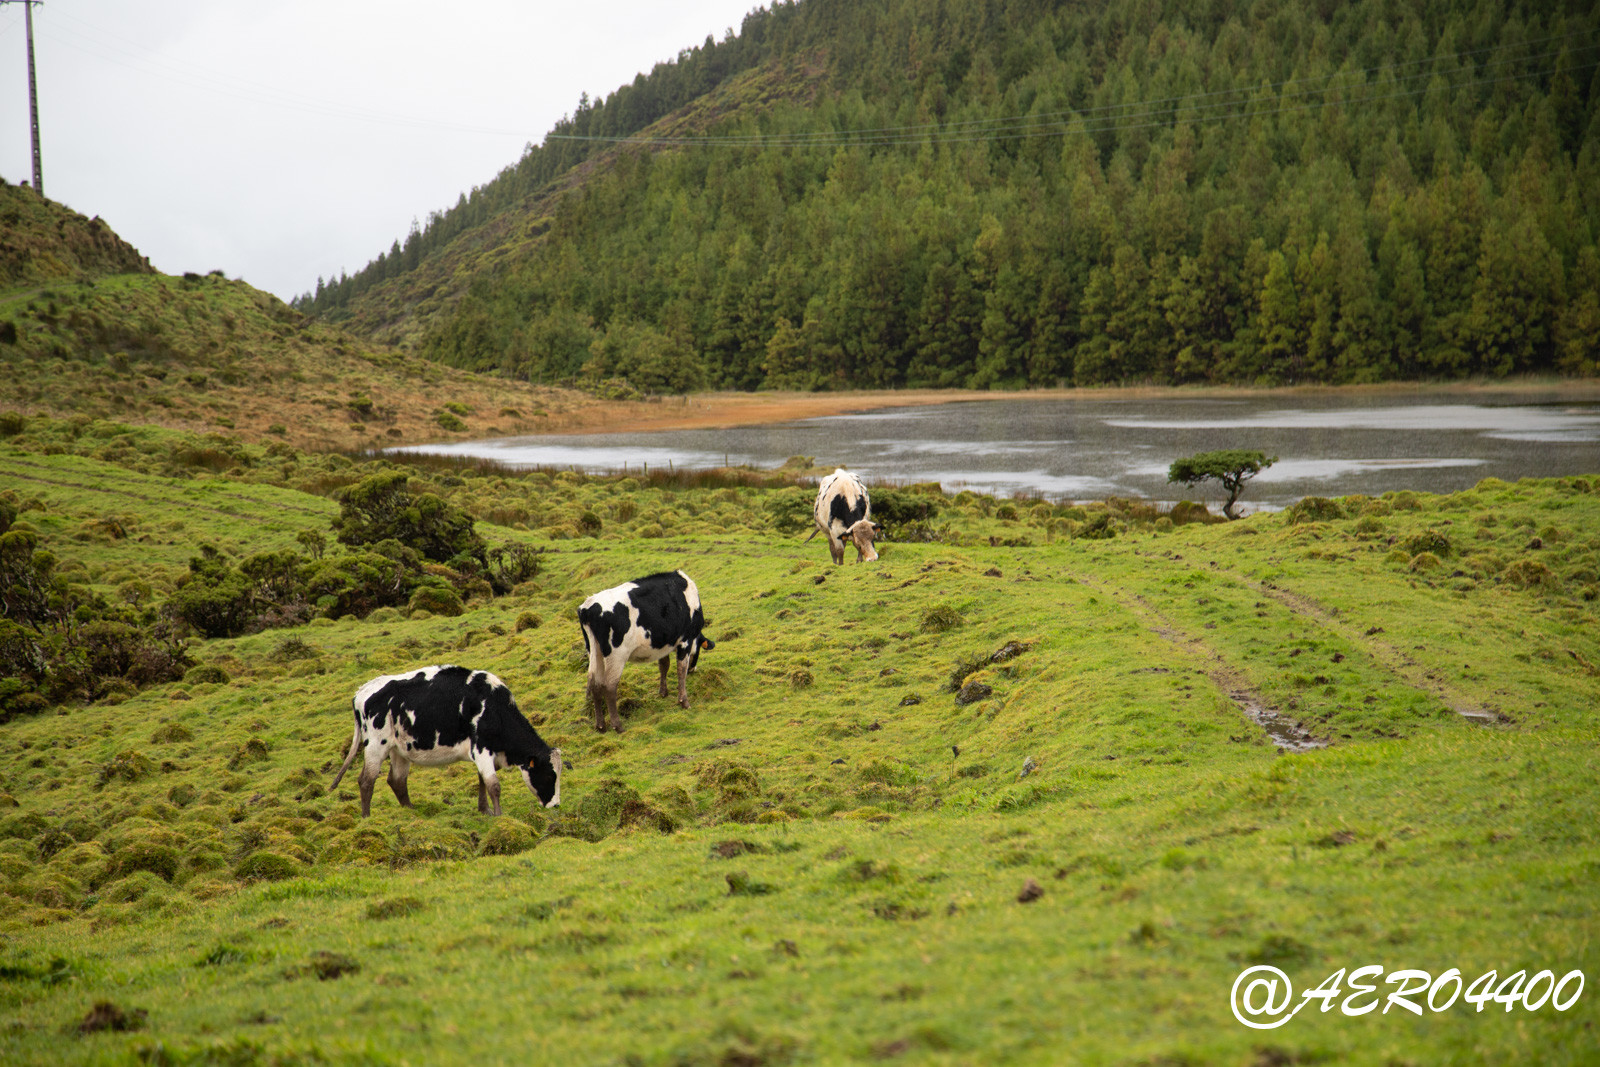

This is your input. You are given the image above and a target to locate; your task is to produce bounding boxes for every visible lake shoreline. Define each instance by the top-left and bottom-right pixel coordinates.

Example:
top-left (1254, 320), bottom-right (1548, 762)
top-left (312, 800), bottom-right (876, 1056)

top-left (514, 377), bottom-right (1600, 440)
top-left (392, 381), bottom-right (1600, 508)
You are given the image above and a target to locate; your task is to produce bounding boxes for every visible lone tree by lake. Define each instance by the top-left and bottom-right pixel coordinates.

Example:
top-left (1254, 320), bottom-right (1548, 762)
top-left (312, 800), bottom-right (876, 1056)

top-left (1168, 450), bottom-right (1277, 520)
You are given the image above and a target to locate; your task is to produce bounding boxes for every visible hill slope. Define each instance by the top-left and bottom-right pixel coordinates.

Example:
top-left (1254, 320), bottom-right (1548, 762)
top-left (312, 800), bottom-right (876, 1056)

top-left (0, 191), bottom-right (630, 451)
top-left (0, 180), bottom-right (151, 288)
top-left (310, 0), bottom-right (1600, 390)
top-left (0, 432), bottom-right (1596, 1062)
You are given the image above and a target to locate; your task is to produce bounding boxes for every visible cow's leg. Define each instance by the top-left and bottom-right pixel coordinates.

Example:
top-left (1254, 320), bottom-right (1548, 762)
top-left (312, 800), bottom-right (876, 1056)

top-left (386, 754), bottom-right (413, 808)
top-left (658, 656), bottom-right (671, 698)
top-left (676, 652), bottom-right (690, 710)
top-left (470, 751), bottom-right (503, 816)
top-left (606, 682), bottom-right (624, 733)
top-left (486, 774), bottom-right (502, 816)
top-left (588, 675), bottom-right (607, 732)
top-left (828, 533), bottom-right (845, 565)
top-left (356, 747), bottom-right (384, 817)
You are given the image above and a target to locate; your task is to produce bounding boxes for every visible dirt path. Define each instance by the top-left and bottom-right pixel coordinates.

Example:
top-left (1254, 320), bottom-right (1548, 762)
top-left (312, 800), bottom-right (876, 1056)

top-left (1251, 580), bottom-right (1504, 723)
top-left (1072, 572), bottom-right (1327, 752)
top-left (1, 455), bottom-right (329, 522)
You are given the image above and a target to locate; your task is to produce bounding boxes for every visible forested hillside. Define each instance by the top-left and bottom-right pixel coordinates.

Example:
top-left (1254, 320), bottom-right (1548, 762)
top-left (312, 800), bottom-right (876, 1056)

top-left (303, 0), bottom-right (1600, 390)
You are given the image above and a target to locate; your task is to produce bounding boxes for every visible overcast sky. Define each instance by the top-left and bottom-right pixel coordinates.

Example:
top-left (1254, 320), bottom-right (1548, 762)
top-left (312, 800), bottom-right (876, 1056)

top-left (0, 1), bottom-right (764, 301)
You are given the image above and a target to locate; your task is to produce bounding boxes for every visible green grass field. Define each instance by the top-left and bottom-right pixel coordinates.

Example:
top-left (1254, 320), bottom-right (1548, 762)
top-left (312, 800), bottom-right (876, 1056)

top-left (0, 430), bottom-right (1597, 1065)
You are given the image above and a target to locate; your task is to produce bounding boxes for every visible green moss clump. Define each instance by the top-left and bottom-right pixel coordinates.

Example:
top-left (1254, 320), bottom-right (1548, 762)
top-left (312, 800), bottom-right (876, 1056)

top-left (479, 819), bottom-right (538, 857)
top-left (395, 825), bottom-right (472, 863)
top-left (184, 664), bottom-right (230, 685)
top-left (1502, 560), bottom-right (1556, 589)
top-left (319, 828), bottom-right (395, 867)
top-left (150, 722), bottom-right (193, 743)
top-left (102, 840), bottom-right (181, 885)
top-left (1284, 497), bottom-right (1345, 524)
top-left (97, 751), bottom-right (154, 787)
top-left (366, 896), bottom-right (426, 919)
top-left (234, 851), bottom-right (303, 882)
top-left (1402, 530), bottom-right (1453, 558)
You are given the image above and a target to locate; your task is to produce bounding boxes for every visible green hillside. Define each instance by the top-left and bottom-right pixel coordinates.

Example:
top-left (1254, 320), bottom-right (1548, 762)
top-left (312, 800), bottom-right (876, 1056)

top-left (0, 418), bottom-right (1596, 1063)
top-left (304, 0), bottom-right (1600, 390)
top-left (0, 191), bottom-right (612, 453)
top-left (0, 181), bottom-right (150, 288)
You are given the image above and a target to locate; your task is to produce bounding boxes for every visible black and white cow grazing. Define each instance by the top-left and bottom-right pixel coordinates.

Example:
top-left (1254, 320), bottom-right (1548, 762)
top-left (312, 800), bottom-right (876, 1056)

top-left (810, 468), bottom-right (882, 564)
top-left (577, 570), bottom-right (714, 733)
top-left (330, 665), bottom-right (562, 817)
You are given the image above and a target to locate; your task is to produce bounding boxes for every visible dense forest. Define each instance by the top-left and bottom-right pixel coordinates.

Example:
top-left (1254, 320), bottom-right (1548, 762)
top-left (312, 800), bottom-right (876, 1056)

top-left (298, 0), bottom-right (1600, 390)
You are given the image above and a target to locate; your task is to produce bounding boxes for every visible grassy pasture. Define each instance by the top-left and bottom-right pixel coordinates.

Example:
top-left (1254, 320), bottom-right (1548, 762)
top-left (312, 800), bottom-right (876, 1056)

top-left (0, 438), bottom-right (1596, 1065)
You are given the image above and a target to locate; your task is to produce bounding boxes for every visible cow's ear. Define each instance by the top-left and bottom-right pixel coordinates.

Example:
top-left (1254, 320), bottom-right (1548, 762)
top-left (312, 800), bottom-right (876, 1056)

top-left (700, 637), bottom-right (715, 651)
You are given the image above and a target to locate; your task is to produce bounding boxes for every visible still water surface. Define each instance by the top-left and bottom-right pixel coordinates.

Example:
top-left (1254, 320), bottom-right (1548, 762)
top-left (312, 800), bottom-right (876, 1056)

top-left (396, 390), bottom-right (1600, 510)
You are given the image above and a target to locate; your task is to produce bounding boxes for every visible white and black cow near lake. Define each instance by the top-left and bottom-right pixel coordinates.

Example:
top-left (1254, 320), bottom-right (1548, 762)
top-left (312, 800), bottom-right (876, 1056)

top-left (331, 665), bottom-right (562, 816)
top-left (809, 468), bottom-right (882, 564)
top-left (578, 570), bottom-right (714, 733)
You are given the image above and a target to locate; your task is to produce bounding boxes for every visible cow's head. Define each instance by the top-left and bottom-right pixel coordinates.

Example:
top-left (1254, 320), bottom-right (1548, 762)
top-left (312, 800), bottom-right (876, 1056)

top-left (522, 747), bottom-right (563, 808)
top-left (683, 632), bottom-right (715, 673)
top-left (847, 519), bottom-right (883, 562)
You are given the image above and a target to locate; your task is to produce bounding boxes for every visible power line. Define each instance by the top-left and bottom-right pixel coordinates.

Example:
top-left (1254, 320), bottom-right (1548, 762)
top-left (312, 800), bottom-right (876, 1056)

top-left (35, 10), bottom-right (534, 139)
top-left (545, 35), bottom-right (1598, 149)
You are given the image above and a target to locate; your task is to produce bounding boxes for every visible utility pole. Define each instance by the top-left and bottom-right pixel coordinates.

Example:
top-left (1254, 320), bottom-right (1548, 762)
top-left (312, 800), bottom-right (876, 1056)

top-left (2, 0), bottom-right (44, 197)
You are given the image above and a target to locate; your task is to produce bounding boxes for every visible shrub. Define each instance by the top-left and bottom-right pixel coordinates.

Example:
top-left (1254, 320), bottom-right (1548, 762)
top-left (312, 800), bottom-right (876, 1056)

top-left (514, 612), bottom-right (542, 633)
top-left (332, 472), bottom-right (485, 565)
top-left (436, 412), bottom-right (467, 431)
top-left (763, 487), bottom-right (814, 533)
top-left (920, 605), bottom-right (964, 633)
top-left (488, 543), bottom-right (542, 586)
top-left (870, 488), bottom-right (945, 533)
top-left (1168, 500), bottom-right (1214, 525)
top-left (303, 549), bottom-right (417, 619)
top-left (409, 585), bottom-right (463, 617)
top-left (1284, 497), bottom-right (1345, 524)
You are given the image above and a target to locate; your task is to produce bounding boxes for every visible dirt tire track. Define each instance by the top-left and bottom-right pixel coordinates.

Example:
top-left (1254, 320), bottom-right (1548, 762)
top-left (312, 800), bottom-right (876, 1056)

top-left (2, 456), bottom-right (329, 521)
top-left (1251, 580), bottom-right (1504, 724)
top-left (1074, 572), bottom-right (1326, 751)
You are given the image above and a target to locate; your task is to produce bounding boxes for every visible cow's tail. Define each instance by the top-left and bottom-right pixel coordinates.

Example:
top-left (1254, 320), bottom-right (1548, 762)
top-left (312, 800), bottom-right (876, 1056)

top-left (329, 717), bottom-right (361, 791)
top-left (802, 527), bottom-right (820, 544)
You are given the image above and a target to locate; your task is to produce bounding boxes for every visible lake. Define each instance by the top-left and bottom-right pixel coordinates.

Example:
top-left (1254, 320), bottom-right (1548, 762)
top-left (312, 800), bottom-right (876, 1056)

top-left (394, 388), bottom-right (1600, 511)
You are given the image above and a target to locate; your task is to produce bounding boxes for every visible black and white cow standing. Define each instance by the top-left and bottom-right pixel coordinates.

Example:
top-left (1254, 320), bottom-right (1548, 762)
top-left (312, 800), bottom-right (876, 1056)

top-left (577, 570), bottom-right (714, 733)
top-left (809, 467), bottom-right (882, 564)
top-left (330, 665), bottom-right (562, 817)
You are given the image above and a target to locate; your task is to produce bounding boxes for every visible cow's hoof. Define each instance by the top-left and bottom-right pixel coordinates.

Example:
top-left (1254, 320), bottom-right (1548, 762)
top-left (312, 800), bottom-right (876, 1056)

top-left (678, 700), bottom-right (690, 711)
top-left (611, 722), bottom-right (626, 734)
